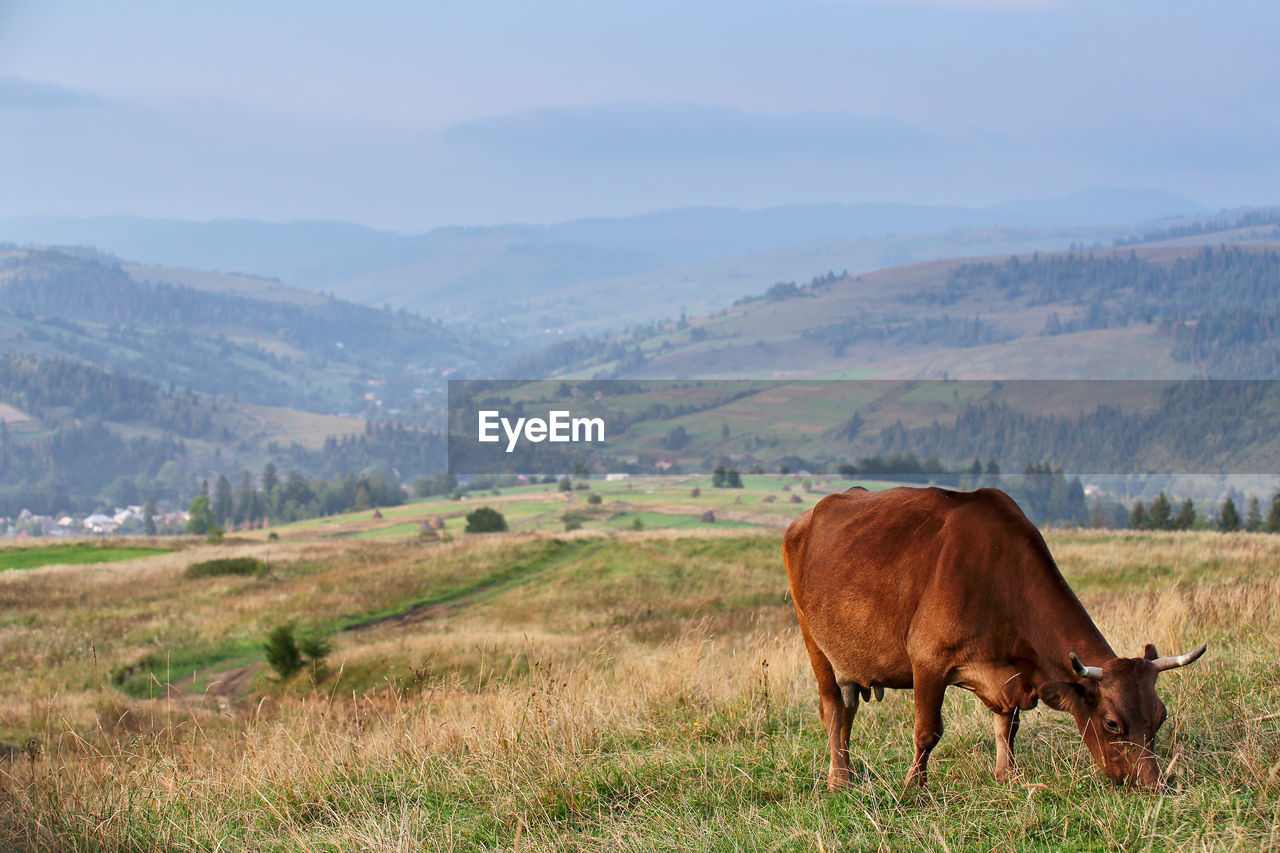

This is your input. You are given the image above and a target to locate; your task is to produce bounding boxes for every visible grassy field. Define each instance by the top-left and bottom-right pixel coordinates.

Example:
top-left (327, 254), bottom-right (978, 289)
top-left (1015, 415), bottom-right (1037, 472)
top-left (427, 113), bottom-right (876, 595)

top-left (462, 374), bottom-right (1205, 476)
top-left (0, 526), bottom-right (1277, 850)
top-left (0, 542), bottom-right (171, 572)
top-left (259, 474), bottom-right (850, 541)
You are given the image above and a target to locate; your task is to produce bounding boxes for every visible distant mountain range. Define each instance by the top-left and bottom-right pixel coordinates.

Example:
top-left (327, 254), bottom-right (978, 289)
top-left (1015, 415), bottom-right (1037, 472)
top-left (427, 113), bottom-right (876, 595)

top-left (0, 189), bottom-right (1215, 337)
top-left (1, 204), bottom-right (1278, 516)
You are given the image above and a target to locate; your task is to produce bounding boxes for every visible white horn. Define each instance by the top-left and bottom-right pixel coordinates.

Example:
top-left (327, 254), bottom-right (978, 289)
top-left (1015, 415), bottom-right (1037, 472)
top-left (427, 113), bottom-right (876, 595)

top-left (1069, 652), bottom-right (1105, 681)
top-left (1152, 643), bottom-right (1207, 673)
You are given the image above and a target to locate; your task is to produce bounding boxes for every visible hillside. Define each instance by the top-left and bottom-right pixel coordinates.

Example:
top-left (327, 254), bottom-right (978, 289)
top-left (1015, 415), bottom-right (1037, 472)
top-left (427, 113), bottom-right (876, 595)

top-left (516, 242), bottom-right (1280, 381)
top-left (0, 247), bottom-right (497, 422)
top-left (1, 194), bottom-right (1232, 338)
top-left (0, 352), bottom-right (449, 516)
top-left (447, 379), bottom-right (1280, 509)
top-left (0, 526), bottom-right (1272, 848)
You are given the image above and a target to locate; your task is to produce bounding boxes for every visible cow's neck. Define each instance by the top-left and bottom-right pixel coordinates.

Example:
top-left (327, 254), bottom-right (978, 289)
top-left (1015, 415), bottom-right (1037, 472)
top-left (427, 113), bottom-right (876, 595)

top-left (1026, 564), bottom-right (1116, 683)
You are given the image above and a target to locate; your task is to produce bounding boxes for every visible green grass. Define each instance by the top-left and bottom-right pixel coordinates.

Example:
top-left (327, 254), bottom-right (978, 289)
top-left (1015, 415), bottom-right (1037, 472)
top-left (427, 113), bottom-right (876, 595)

top-left (0, 543), bottom-right (169, 572)
top-left (603, 511), bottom-right (756, 531)
top-left (4, 528), bottom-right (1278, 849)
top-left (110, 637), bottom-right (263, 699)
top-left (338, 537), bottom-right (597, 631)
top-left (344, 521), bottom-right (423, 540)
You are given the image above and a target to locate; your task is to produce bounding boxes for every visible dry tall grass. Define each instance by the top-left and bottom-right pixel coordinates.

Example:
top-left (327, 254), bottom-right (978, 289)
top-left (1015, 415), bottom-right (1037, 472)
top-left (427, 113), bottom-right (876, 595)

top-left (0, 530), bottom-right (1277, 850)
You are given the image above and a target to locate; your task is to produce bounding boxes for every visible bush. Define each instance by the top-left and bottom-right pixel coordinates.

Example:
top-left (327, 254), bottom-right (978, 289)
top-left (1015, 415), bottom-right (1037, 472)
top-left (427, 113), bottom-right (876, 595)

top-left (263, 624), bottom-right (332, 680)
top-left (264, 624), bottom-right (303, 678)
top-left (185, 556), bottom-right (265, 579)
top-left (465, 506), bottom-right (508, 533)
top-left (586, 493), bottom-right (602, 505)
top-left (206, 525), bottom-right (225, 545)
top-left (298, 632), bottom-right (332, 664)
top-left (267, 531), bottom-right (279, 541)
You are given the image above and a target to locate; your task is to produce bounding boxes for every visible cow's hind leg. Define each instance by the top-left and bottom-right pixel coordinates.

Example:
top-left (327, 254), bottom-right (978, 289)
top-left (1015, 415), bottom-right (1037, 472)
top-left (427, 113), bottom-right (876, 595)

top-left (799, 629), bottom-right (853, 790)
top-left (904, 670), bottom-right (947, 789)
top-left (992, 709), bottom-right (1020, 781)
top-left (838, 682), bottom-right (861, 776)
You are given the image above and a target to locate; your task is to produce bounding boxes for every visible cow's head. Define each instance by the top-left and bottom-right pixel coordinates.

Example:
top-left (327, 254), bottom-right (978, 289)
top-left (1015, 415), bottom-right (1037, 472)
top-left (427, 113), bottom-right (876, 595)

top-left (1040, 643), bottom-right (1206, 788)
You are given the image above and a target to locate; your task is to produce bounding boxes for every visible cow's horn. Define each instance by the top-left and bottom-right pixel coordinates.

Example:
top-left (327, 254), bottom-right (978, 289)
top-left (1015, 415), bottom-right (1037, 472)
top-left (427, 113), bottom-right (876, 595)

top-left (1069, 652), bottom-right (1104, 681)
top-left (1151, 643), bottom-right (1207, 673)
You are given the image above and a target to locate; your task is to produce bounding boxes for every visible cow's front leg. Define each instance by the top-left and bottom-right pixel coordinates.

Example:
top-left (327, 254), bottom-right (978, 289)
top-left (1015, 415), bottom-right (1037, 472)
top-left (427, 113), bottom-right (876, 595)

top-left (904, 674), bottom-right (946, 789)
top-left (992, 708), bottom-right (1020, 781)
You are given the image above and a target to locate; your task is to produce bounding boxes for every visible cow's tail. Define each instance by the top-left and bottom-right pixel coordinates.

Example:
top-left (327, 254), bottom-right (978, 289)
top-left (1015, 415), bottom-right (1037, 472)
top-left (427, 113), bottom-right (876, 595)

top-left (782, 508), bottom-right (813, 609)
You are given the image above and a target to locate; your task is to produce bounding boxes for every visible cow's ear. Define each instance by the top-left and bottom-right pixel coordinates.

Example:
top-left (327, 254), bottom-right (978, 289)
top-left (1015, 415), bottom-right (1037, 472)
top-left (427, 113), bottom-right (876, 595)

top-left (1040, 681), bottom-right (1098, 716)
top-left (1143, 644), bottom-right (1159, 661)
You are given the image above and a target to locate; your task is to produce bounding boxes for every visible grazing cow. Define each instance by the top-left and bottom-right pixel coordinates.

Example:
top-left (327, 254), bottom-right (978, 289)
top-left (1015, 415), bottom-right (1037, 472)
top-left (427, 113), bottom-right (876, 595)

top-left (784, 486), bottom-right (1205, 790)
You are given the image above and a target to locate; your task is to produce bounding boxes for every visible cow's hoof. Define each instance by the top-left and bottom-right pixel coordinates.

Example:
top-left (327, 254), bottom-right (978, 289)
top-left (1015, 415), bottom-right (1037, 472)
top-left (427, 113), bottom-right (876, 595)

top-left (903, 769), bottom-right (927, 790)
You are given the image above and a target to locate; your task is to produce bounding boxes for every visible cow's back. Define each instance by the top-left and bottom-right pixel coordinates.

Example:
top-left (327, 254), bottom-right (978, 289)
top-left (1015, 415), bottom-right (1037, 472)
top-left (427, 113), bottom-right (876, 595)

top-left (785, 486), bottom-right (1033, 689)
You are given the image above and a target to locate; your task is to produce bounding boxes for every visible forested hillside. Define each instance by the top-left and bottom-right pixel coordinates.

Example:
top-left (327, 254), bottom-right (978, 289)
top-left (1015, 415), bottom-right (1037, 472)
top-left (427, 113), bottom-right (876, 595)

top-left (935, 247), bottom-right (1280, 377)
top-left (517, 244), bottom-right (1280, 381)
top-left (0, 248), bottom-right (497, 421)
top-left (0, 353), bottom-right (444, 516)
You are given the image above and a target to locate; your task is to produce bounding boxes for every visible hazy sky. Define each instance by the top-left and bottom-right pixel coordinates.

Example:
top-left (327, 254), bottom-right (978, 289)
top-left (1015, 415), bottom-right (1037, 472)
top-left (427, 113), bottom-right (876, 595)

top-left (1, 0), bottom-right (1276, 228)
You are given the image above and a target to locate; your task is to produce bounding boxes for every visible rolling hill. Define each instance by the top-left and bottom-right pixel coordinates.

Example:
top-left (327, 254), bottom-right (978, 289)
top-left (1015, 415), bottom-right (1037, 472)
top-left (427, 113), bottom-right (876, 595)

top-left (0, 249), bottom-right (476, 515)
top-left (515, 241), bottom-right (1280, 382)
top-left (0, 192), bottom-right (1227, 338)
top-left (0, 246), bottom-right (499, 422)
top-left (0, 350), bottom-right (455, 516)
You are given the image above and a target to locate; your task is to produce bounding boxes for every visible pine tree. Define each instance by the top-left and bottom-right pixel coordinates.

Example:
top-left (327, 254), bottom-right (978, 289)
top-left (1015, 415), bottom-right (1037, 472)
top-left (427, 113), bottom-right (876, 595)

top-left (1245, 496), bottom-right (1262, 532)
top-left (234, 470), bottom-right (254, 526)
top-left (713, 465), bottom-right (727, 488)
top-left (1148, 492), bottom-right (1172, 530)
top-left (1218, 497), bottom-right (1241, 532)
top-left (726, 468), bottom-right (743, 488)
top-left (1266, 491), bottom-right (1280, 533)
top-left (143, 497), bottom-right (157, 536)
top-left (1174, 498), bottom-right (1196, 531)
top-left (262, 462), bottom-right (278, 496)
top-left (1130, 500), bottom-right (1148, 530)
top-left (213, 474), bottom-right (234, 527)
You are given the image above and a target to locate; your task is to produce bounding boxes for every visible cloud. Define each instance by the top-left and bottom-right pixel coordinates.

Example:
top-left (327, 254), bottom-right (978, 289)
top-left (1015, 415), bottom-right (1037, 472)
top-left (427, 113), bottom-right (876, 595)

top-left (441, 104), bottom-right (939, 162)
top-left (0, 77), bottom-right (103, 111)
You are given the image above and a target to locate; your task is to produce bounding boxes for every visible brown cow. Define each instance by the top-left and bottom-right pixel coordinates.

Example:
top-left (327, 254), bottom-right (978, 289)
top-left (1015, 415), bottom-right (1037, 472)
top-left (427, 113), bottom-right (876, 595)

top-left (784, 486), bottom-right (1205, 790)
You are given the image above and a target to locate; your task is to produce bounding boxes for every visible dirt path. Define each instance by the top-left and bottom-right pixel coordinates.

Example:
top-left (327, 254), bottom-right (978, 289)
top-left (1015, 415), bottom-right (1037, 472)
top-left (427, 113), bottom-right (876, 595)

top-left (346, 538), bottom-right (589, 634)
top-left (345, 600), bottom-right (461, 634)
top-left (167, 661), bottom-right (267, 716)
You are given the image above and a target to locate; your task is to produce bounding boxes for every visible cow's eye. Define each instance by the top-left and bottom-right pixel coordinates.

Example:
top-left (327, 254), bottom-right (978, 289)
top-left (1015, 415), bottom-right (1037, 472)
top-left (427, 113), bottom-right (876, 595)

top-left (1103, 717), bottom-right (1121, 733)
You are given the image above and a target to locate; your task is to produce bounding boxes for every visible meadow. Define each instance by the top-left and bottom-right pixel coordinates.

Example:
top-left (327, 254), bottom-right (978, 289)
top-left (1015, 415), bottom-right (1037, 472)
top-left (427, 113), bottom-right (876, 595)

top-left (0, 542), bottom-right (171, 573)
top-left (0, 519), bottom-right (1277, 850)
